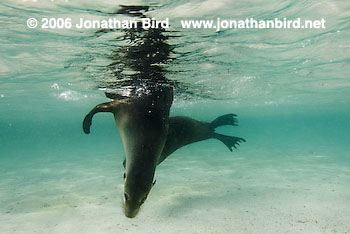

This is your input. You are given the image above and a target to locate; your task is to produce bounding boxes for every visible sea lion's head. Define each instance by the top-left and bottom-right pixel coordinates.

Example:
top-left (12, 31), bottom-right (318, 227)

top-left (123, 172), bottom-right (156, 218)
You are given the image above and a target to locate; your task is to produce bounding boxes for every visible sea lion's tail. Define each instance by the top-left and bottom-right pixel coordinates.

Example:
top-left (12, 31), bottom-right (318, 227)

top-left (213, 133), bottom-right (246, 152)
top-left (210, 114), bottom-right (238, 128)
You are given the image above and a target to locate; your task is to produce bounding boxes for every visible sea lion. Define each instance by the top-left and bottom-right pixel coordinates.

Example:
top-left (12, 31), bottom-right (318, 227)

top-left (83, 86), bottom-right (173, 218)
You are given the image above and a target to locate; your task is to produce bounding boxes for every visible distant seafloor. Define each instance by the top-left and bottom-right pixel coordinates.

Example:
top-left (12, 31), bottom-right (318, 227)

top-left (1, 101), bottom-right (349, 234)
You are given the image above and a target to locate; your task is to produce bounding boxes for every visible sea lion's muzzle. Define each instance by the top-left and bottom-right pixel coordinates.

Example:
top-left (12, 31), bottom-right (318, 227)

top-left (123, 194), bottom-right (146, 218)
top-left (124, 205), bottom-right (139, 218)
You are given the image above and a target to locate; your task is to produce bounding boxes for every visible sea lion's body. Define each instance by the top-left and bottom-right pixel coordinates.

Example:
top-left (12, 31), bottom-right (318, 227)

top-left (83, 87), bottom-right (173, 218)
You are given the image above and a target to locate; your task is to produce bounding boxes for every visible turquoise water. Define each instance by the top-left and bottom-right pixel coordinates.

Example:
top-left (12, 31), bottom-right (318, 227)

top-left (1, 1), bottom-right (350, 233)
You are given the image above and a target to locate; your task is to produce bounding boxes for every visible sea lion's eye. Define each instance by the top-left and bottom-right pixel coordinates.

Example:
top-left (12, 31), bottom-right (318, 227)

top-left (124, 193), bottom-right (129, 201)
top-left (123, 173), bottom-right (126, 179)
top-left (140, 197), bottom-right (146, 204)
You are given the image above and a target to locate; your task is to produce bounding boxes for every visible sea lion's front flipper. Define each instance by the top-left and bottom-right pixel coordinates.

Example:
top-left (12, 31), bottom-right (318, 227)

top-left (83, 101), bottom-right (115, 134)
top-left (213, 133), bottom-right (246, 152)
top-left (211, 114), bottom-right (238, 128)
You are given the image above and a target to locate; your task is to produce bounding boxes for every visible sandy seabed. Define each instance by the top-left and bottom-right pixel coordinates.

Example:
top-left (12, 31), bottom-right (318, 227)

top-left (1, 144), bottom-right (349, 234)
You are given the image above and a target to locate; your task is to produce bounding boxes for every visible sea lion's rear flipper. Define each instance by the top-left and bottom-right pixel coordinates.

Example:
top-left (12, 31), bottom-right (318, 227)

top-left (213, 133), bottom-right (246, 152)
top-left (83, 101), bottom-right (115, 134)
top-left (211, 114), bottom-right (238, 128)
